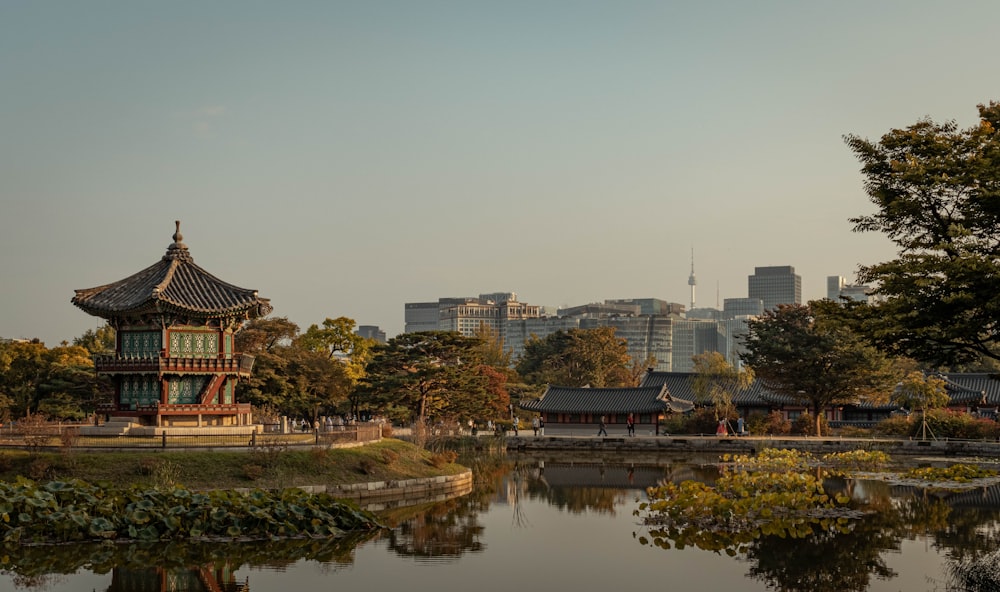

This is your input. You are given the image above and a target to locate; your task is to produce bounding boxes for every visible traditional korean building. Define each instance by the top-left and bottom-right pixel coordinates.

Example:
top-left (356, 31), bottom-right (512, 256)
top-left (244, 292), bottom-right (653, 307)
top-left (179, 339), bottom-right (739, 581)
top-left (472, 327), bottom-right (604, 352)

top-left (519, 385), bottom-right (693, 432)
top-left (72, 222), bottom-right (272, 434)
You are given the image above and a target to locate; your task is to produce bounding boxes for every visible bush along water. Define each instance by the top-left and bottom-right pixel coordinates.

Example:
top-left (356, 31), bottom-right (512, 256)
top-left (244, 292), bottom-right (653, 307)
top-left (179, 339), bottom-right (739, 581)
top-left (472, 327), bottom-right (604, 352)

top-left (0, 477), bottom-right (381, 545)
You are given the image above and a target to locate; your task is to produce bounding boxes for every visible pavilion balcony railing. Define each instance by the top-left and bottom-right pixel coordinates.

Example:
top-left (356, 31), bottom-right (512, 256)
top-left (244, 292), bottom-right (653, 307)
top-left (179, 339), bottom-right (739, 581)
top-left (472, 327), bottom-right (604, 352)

top-left (94, 353), bottom-right (255, 376)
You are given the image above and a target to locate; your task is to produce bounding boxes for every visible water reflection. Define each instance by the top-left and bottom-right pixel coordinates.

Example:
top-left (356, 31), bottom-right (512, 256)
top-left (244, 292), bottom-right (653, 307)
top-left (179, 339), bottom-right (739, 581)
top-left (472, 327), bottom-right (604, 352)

top-left (3, 454), bottom-right (1000, 592)
top-left (634, 463), bottom-right (1000, 592)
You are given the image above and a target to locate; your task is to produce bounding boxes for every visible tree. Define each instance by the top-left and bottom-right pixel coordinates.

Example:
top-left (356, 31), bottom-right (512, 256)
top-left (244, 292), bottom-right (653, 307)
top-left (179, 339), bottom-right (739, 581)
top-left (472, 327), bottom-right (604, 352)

top-left (516, 327), bottom-right (635, 388)
top-left (284, 346), bottom-right (352, 426)
top-left (0, 341), bottom-right (105, 421)
top-left (845, 101), bottom-right (1000, 366)
top-left (296, 317), bottom-right (375, 417)
top-left (72, 325), bottom-right (116, 356)
top-left (235, 317), bottom-right (301, 415)
top-left (894, 370), bottom-right (950, 441)
top-left (691, 351), bottom-right (754, 420)
top-left (472, 323), bottom-right (513, 370)
top-left (235, 317), bottom-right (299, 354)
top-left (740, 303), bottom-right (901, 436)
top-left (36, 345), bottom-right (104, 420)
top-left (358, 332), bottom-right (491, 432)
top-left (0, 340), bottom-right (47, 418)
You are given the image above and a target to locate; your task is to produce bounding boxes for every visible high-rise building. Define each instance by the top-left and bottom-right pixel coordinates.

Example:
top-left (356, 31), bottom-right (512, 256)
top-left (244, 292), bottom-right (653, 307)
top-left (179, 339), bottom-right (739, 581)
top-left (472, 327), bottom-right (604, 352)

top-left (404, 302), bottom-right (441, 333)
top-left (356, 325), bottom-right (387, 343)
top-left (748, 266), bottom-right (801, 311)
top-left (580, 315), bottom-right (675, 371)
top-left (723, 297), bottom-right (763, 319)
top-left (827, 275), bottom-right (874, 303)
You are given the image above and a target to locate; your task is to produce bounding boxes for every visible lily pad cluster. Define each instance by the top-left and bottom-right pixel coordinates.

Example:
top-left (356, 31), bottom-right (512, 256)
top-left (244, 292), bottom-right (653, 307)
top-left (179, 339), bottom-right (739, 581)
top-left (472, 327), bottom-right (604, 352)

top-left (637, 449), bottom-right (859, 553)
top-left (0, 477), bottom-right (380, 545)
top-left (901, 464), bottom-right (999, 483)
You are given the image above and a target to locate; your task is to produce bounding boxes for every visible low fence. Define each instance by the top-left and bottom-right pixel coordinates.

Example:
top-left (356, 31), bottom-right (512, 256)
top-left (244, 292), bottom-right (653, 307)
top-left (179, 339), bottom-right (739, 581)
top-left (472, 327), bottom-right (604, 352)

top-left (0, 424), bottom-right (383, 451)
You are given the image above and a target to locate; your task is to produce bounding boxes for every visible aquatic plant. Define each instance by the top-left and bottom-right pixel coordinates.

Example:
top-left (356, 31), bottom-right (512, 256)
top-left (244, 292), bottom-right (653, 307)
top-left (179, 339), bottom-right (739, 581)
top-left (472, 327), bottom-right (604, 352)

top-left (637, 448), bottom-right (863, 553)
top-left (821, 449), bottom-right (890, 470)
top-left (0, 477), bottom-right (380, 545)
top-left (901, 464), bottom-right (998, 483)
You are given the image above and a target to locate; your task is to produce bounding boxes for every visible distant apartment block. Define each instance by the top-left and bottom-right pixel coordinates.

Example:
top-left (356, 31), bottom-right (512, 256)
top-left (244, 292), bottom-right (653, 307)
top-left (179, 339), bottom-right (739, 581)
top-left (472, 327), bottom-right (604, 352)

top-left (748, 266), bottom-right (801, 311)
top-left (404, 293), bottom-right (541, 345)
top-left (406, 294), bottom-right (750, 373)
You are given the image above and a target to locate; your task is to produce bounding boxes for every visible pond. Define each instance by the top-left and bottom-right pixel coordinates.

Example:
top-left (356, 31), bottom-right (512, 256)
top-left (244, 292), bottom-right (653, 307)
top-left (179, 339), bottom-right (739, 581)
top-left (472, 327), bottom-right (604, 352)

top-left (2, 451), bottom-right (998, 592)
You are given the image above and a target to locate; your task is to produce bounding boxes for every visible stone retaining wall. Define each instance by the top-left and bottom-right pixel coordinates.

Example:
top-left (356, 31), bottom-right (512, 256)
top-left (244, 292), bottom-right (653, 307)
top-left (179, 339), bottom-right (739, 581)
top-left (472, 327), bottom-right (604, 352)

top-left (506, 435), bottom-right (1000, 457)
top-left (256, 470), bottom-right (474, 511)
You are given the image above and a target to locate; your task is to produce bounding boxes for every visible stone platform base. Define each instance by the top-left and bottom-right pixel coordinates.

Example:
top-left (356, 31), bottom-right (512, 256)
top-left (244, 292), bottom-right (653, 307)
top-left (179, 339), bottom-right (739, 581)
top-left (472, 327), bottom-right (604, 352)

top-left (81, 419), bottom-right (261, 437)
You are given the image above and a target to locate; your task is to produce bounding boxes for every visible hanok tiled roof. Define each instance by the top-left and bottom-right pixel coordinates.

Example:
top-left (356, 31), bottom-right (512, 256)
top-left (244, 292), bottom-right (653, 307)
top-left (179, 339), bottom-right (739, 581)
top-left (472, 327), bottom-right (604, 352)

top-left (639, 371), bottom-right (800, 406)
top-left (520, 385), bottom-right (693, 414)
top-left (72, 222), bottom-right (272, 320)
top-left (936, 373), bottom-right (1000, 405)
top-left (641, 370), bottom-right (1000, 410)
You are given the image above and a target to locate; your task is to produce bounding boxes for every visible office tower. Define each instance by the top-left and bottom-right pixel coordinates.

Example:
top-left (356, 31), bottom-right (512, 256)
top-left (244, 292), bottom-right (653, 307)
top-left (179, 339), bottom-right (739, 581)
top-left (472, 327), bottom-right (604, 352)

top-left (723, 297), bottom-right (764, 319)
top-left (748, 266), bottom-right (801, 311)
top-left (356, 325), bottom-right (387, 343)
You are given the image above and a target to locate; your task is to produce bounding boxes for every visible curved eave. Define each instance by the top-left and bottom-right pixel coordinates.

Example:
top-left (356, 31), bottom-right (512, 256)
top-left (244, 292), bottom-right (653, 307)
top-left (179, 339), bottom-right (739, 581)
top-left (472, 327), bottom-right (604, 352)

top-left (72, 258), bottom-right (271, 320)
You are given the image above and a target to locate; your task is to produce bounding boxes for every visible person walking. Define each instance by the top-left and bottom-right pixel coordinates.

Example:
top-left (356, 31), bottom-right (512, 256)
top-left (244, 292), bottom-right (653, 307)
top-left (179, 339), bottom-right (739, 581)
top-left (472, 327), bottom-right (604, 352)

top-left (531, 416), bottom-right (540, 436)
top-left (597, 415), bottom-right (608, 437)
top-left (512, 417), bottom-right (519, 436)
top-left (626, 413), bottom-right (635, 437)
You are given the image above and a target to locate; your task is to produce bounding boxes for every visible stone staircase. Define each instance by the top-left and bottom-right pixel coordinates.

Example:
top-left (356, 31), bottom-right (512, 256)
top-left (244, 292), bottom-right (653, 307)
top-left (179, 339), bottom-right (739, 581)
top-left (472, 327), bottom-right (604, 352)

top-left (80, 417), bottom-right (142, 436)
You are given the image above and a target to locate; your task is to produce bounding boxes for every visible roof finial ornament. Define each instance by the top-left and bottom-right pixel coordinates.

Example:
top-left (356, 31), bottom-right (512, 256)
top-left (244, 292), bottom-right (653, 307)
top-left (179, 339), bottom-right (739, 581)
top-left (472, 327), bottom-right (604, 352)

top-left (164, 220), bottom-right (191, 261)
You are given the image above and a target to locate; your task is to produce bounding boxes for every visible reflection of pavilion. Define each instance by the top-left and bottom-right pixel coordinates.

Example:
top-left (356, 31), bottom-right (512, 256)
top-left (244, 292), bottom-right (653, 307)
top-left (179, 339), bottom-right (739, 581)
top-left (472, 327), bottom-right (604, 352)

top-left (534, 463), bottom-right (669, 490)
top-left (944, 482), bottom-right (1000, 508)
top-left (109, 565), bottom-right (249, 592)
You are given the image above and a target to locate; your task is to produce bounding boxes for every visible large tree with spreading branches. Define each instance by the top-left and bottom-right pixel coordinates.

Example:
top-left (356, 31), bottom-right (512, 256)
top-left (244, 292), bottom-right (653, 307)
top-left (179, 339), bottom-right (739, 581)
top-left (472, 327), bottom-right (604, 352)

top-left (845, 101), bottom-right (1000, 366)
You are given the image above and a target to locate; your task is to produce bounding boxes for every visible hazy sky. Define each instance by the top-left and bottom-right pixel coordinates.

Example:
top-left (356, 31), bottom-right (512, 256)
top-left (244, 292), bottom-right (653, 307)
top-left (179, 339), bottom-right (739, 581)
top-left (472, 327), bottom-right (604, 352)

top-left (2, 1), bottom-right (998, 346)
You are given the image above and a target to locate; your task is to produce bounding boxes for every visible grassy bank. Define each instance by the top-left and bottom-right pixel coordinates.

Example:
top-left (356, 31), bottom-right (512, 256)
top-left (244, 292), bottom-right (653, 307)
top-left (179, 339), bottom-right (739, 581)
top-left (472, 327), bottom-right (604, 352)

top-left (0, 438), bottom-right (466, 491)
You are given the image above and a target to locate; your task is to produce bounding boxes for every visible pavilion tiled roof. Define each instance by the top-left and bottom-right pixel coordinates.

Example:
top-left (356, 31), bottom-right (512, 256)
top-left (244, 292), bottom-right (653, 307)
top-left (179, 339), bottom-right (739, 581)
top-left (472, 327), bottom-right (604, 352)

top-left (72, 222), bottom-right (272, 321)
top-left (520, 385), bottom-right (693, 415)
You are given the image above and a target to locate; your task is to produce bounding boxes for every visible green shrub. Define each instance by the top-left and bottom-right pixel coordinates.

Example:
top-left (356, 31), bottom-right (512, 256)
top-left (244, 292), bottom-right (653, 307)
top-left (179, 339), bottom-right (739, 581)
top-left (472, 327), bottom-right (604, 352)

top-left (874, 415), bottom-right (913, 436)
top-left (791, 412), bottom-right (829, 436)
top-left (682, 408), bottom-right (728, 435)
top-left (921, 409), bottom-right (1000, 440)
top-left (746, 411), bottom-right (791, 436)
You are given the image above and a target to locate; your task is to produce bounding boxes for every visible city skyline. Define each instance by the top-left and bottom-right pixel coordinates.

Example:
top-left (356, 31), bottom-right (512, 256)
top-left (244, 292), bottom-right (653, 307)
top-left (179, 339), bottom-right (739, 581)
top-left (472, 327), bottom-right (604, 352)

top-left (3, 2), bottom-right (997, 346)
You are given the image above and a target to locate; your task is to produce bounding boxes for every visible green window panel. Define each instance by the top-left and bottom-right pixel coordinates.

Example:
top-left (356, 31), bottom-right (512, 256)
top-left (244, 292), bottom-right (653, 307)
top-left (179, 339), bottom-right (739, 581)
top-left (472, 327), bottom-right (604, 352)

top-left (168, 331), bottom-right (219, 358)
top-left (119, 376), bottom-right (159, 409)
top-left (167, 376), bottom-right (208, 404)
top-left (120, 331), bottom-right (162, 357)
